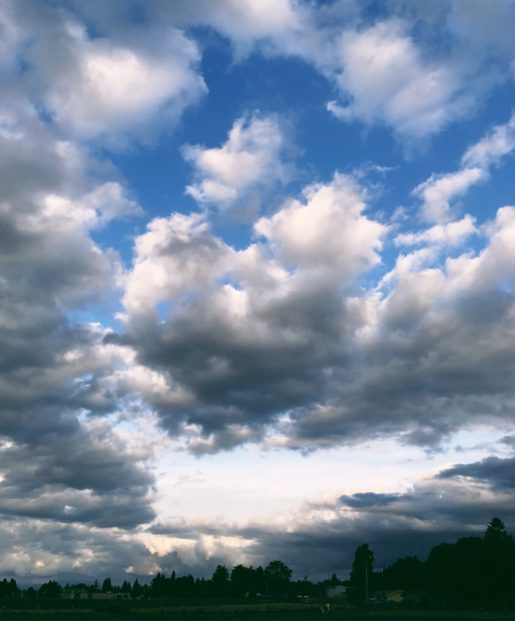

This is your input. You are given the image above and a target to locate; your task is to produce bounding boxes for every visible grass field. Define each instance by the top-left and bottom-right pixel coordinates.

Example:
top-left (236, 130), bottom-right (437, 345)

top-left (0, 604), bottom-right (514, 621)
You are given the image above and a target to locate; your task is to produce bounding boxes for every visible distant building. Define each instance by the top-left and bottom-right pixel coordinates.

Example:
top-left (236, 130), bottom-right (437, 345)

top-left (62, 589), bottom-right (86, 600)
top-left (370, 589), bottom-right (404, 604)
top-left (88, 592), bottom-right (130, 600)
top-left (61, 590), bottom-right (130, 601)
top-left (326, 585), bottom-right (347, 598)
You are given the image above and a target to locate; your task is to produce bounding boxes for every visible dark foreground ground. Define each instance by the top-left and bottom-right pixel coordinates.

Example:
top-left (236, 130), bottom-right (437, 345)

top-left (0, 604), bottom-right (515, 621)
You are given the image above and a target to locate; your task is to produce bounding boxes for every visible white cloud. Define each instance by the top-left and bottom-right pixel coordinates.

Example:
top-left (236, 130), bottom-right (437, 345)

top-left (183, 113), bottom-right (291, 211)
top-left (380, 247), bottom-right (439, 288)
top-left (413, 168), bottom-right (485, 223)
top-left (462, 113), bottom-right (515, 169)
top-left (255, 173), bottom-right (387, 278)
top-left (446, 205), bottom-right (515, 295)
top-left (42, 182), bottom-right (141, 230)
top-left (61, 0), bottom-right (515, 143)
top-left (124, 212), bottom-right (233, 316)
top-left (395, 215), bottom-right (477, 248)
top-left (38, 20), bottom-right (206, 142)
top-left (327, 20), bottom-right (472, 138)
top-left (414, 112), bottom-right (515, 223)
top-left (161, 0), bottom-right (305, 58)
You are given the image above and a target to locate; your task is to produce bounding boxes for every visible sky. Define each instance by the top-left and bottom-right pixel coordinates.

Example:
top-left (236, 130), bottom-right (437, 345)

top-left (1, 0), bottom-right (515, 585)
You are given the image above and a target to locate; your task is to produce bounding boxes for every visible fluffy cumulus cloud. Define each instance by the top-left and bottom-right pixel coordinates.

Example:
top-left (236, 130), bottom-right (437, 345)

top-left (323, 1), bottom-right (515, 139)
top-left (0, 138), bottom-right (155, 531)
top-left (0, 7), bottom-right (155, 542)
top-left (0, 428), bottom-right (154, 529)
top-left (292, 202), bottom-right (515, 449)
top-left (123, 212), bottom-right (233, 317)
top-left (42, 25), bottom-right (205, 141)
top-left (395, 215), bottom-right (477, 248)
top-left (31, 0), bottom-right (515, 143)
top-left (119, 173), bottom-right (388, 454)
top-left (327, 20), bottom-right (473, 138)
top-left (119, 139), bottom-right (515, 454)
top-left (154, 0), bottom-right (515, 140)
top-left (183, 113), bottom-right (291, 212)
top-left (462, 113), bottom-right (515, 169)
top-left (414, 113), bottom-right (515, 223)
top-left (3, 0), bottom-right (206, 143)
top-left (150, 0), bottom-right (307, 59)
top-left (413, 168), bottom-right (485, 224)
top-left (254, 173), bottom-right (385, 274)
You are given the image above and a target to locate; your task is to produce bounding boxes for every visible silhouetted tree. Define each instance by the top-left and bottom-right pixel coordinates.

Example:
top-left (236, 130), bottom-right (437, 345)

top-left (0, 578), bottom-right (19, 599)
top-left (231, 564), bottom-right (254, 596)
top-left (264, 560), bottom-right (292, 595)
top-left (349, 543), bottom-right (374, 603)
top-left (329, 573), bottom-right (339, 587)
top-left (211, 564), bottom-right (230, 596)
top-left (427, 537), bottom-right (484, 604)
top-left (253, 566), bottom-right (266, 594)
top-left (424, 518), bottom-right (515, 608)
top-left (174, 574), bottom-right (195, 597)
top-left (293, 575), bottom-right (317, 598)
top-left (132, 578), bottom-right (143, 598)
top-left (483, 517), bottom-right (515, 606)
top-left (485, 517), bottom-right (511, 544)
top-left (25, 587), bottom-right (36, 599)
top-left (101, 577), bottom-right (112, 593)
top-left (39, 580), bottom-right (61, 598)
top-left (150, 572), bottom-right (168, 598)
top-left (377, 555), bottom-right (426, 591)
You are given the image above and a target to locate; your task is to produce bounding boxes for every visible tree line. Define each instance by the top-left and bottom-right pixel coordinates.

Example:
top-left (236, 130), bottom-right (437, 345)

top-left (0, 518), bottom-right (513, 608)
top-left (349, 517), bottom-right (515, 608)
top-left (4, 560), bottom-right (331, 601)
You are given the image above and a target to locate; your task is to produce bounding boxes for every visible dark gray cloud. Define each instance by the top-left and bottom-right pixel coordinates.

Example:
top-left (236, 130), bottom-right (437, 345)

top-left (0, 426), bottom-right (155, 528)
top-left (120, 201), bottom-right (515, 455)
top-left (0, 235), bottom-right (152, 527)
top-left (501, 434), bottom-right (515, 448)
top-left (125, 274), bottom-right (351, 453)
top-left (339, 492), bottom-right (407, 509)
top-left (438, 455), bottom-right (515, 491)
top-left (0, 59), bottom-right (154, 529)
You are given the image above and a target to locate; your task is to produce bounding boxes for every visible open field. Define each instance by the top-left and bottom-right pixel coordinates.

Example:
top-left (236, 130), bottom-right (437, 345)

top-left (0, 605), bottom-right (514, 621)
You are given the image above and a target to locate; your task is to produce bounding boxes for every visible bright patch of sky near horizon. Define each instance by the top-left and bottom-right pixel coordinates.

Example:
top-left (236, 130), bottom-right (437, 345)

top-left (1, 0), bottom-right (515, 583)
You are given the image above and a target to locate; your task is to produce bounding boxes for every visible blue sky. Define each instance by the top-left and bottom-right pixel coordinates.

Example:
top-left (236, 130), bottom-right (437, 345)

top-left (1, 0), bottom-right (515, 583)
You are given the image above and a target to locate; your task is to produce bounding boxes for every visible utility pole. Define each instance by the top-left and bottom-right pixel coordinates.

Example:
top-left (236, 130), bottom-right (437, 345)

top-left (365, 565), bottom-right (369, 603)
